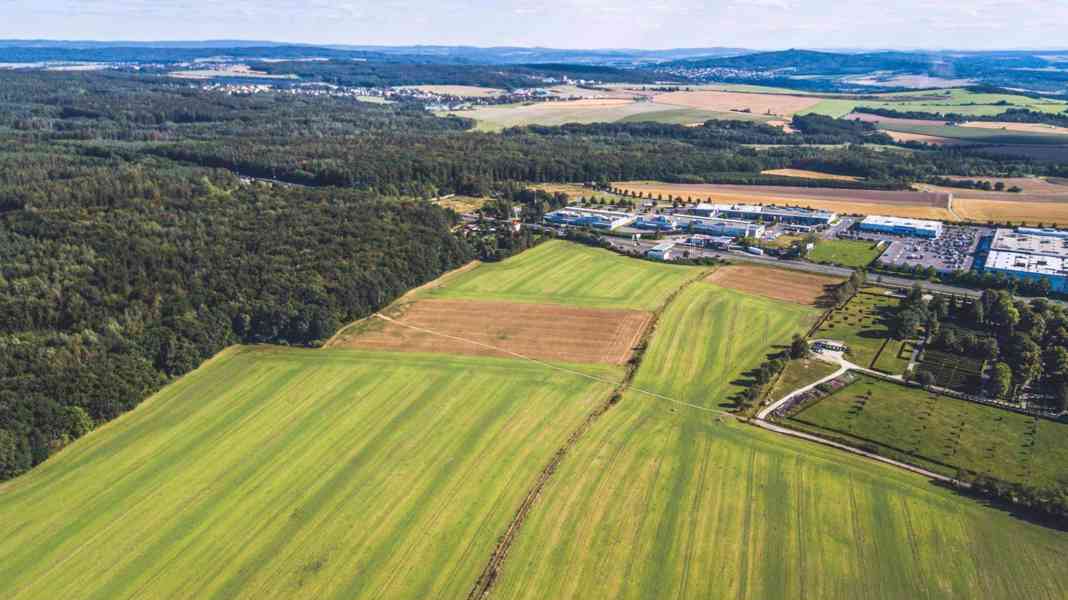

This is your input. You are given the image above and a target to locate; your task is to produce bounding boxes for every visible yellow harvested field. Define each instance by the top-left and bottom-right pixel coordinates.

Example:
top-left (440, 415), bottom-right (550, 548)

top-left (653, 90), bottom-right (823, 116)
top-left (761, 168), bottom-right (861, 182)
top-left (614, 182), bottom-right (954, 219)
top-left (397, 85), bottom-right (505, 97)
top-left (961, 121), bottom-right (1068, 135)
top-left (953, 199), bottom-right (1068, 227)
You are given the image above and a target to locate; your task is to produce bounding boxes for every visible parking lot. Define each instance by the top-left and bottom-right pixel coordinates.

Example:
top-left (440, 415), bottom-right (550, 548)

top-left (873, 225), bottom-right (989, 273)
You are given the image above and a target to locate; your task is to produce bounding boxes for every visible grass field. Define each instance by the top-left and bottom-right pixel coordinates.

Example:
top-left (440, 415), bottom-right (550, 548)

top-left (807, 239), bottom-right (885, 268)
top-left (787, 374), bottom-right (1068, 489)
top-left (0, 347), bottom-right (622, 600)
top-left (767, 357), bottom-right (841, 401)
top-left (804, 88), bottom-right (1068, 119)
top-left (493, 289), bottom-right (1068, 599)
top-left (816, 290), bottom-right (904, 371)
top-left (704, 264), bottom-right (842, 306)
top-left (422, 240), bottom-right (701, 310)
top-left (630, 283), bottom-right (820, 408)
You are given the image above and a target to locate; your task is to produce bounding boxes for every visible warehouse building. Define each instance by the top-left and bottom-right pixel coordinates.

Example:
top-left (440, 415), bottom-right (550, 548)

top-left (991, 228), bottom-right (1068, 258)
top-left (689, 203), bottom-right (836, 227)
top-left (647, 241), bottom-right (677, 261)
top-left (984, 251), bottom-right (1068, 292)
top-left (858, 215), bottom-right (944, 239)
top-left (675, 215), bottom-right (766, 238)
top-left (544, 207), bottom-right (636, 230)
top-left (632, 215), bottom-right (678, 231)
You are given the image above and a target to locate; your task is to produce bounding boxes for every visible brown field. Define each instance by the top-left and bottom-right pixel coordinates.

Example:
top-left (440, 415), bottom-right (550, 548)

top-left (652, 90), bottom-right (823, 116)
top-left (885, 131), bottom-right (965, 146)
top-left (330, 299), bottom-right (652, 365)
top-left (705, 265), bottom-right (843, 306)
top-left (614, 182), bottom-right (953, 219)
top-left (761, 168), bottom-right (861, 182)
top-left (953, 199), bottom-right (1068, 227)
top-left (962, 121), bottom-right (1068, 135)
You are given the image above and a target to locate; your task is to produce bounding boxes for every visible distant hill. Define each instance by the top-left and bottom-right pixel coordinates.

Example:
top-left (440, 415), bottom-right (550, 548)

top-left (666, 49), bottom-right (936, 74)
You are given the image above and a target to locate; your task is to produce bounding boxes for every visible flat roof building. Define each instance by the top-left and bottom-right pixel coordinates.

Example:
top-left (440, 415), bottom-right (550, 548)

top-left (647, 242), bottom-right (677, 261)
top-left (858, 215), bottom-right (944, 239)
top-left (991, 228), bottom-right (1068, 259)
top-left (690, 203), bottom-right (836, 226)
top-left (675, 215), bottom-right (766, 238)
top-left (632, 215), bottom-right (678, 231)
top-left (984, 251), bottom-right (1068, 292)
top-left (544, 207), bottom-right (636, 230)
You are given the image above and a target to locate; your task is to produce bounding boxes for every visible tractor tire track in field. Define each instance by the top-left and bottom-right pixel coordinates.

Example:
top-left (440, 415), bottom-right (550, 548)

top-left (465, 270), bottom-right (711, 600)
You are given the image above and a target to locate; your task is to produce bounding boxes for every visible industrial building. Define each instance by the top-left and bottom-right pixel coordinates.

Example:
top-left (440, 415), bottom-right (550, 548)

top-left (689, 203), bottom-right (836, 227)
top-left (544, 207), bottom-right (636, 230)
top-left (981, 228), bottom-right (1068, 292)
top-left (632, 215), bottom-right (678, 231)
top-left (858, 215), bottom-right (944, 239)
top-left (684, 235), bottom-right (733, 250)
top-left (647, 241), bottom-right (677, 261)
top-left (984, 252), bottom-right (1068, 292)
top-left (675, 215), bottom-right (766, 238)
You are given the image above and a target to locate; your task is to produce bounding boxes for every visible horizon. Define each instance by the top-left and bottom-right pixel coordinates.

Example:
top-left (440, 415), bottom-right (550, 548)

top-left (3, 0), bottom-right (1067, 51)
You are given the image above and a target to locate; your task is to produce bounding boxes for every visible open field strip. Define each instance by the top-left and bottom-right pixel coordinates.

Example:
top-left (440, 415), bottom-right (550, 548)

top-left (331, 299), bottom-right (653, 365)
top-left (422, 240), bottom-right (701, 310)
top-left (493, 284), bottom-right (1068, 599)
top-left (0, 347), bottom-right (623, 600)
top-left (761, 168), bottom-right (862, 181)
top-left (396, 85), bottom-right (505, 97)
top-left (704, 264), bottom-right (842, 306)
top-left (442, 100), bottom-right (733, 131)
top-left (613, 181), bottom-right (955, 220)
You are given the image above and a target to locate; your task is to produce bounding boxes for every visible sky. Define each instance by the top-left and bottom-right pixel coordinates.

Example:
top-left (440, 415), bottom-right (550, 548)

top-left (2, 0), bottom-right (1067, 50)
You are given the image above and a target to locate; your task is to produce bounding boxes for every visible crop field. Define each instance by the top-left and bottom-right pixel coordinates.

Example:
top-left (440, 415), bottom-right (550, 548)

top-left (650, 89), bottom-right (823, 116)
top-left (787, 374), bottom-right (1068, 489)
top-left (631, 283), bottom-right (820, 407)
top-left (816, 290), bottom-right (904, 371)
top-left (613, 181), bottom-right (955, 220)
top-left (953, 198), bottom-right (1068, 227)
top-left (807, 239), bottom-right (885, 268)
top-left (804, 88), bottom-right (1068, 119)
top-left (422, 240), bottom-right (701, 310)
top-left (761, 168), bottom-right (862, 181)
top-left (704, 265), bottom-right (842, 306)
top-left (870, 122), bottom-right (1068, 145)
top-left (330, 299), bottom-right (652, 365)
top-left (494, 290), bottom-right (1068, 599)
top-left (443, 99), bottom-right (733, 131)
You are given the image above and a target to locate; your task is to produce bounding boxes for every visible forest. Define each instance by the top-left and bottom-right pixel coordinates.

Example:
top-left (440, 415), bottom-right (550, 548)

top-left (1, 69), bottom-right (1066, 480)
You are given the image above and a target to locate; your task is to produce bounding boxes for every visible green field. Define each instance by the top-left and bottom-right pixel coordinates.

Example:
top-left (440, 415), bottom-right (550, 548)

top-left (816, 290), bottom-right (904, 372)
top-left (872, 122), bottom-right (1068, 145)
top-left (493, 289), bottom-right (1068, 599)
top-left (0, 347), bottom-right (621, 600)
top-left (788, 374), bottom-right (1068, 490)
top-left (807, 239), bottom-right (885, 268)
top-left (633, 282), bottom-right (820, 407)
top-left (424, 240), bottom-right (701, 310)
top-left (443, 102), bottom-right (741, 132)
top-left (767, 357), bottom-right (840, 401)
top-left (804, 88), bottom-right (1068, 119)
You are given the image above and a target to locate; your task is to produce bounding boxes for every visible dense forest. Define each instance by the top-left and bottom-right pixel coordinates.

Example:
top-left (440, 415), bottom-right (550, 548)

top-left (1, 69), bottom-right (1066, 481)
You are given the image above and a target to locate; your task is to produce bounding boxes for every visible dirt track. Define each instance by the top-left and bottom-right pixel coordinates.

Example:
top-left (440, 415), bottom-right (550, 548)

top-left (706, 265), bottom-right (843, 306)
top-left (331, 299), bottom-right (652, 365)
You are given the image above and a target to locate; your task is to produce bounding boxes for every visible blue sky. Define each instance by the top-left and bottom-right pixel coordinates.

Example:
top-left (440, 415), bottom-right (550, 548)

top-left (2, 0), bottom-right (1066, 50)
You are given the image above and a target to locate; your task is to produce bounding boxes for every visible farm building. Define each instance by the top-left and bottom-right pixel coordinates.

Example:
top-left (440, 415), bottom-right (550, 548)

top-left (544, 208), bottom-right (636, 230)
top-left (675, 215), bottom-right (765, 238)
top-left (858, 215), bottom-right (944, 239)
top-left (689, 203), bottom-right (836, 227)
top-left (647, 242), bottom-right (677, 261)
top-left (983, 251), bottom-right (1068, 293)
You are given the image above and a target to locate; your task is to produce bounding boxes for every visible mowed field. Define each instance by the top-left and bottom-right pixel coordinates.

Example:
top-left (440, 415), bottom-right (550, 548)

top-left (492, 283), bottom-right (1068, 599)
top-left (788, 374), bottom-right (1068, 488)
top-left (704, 265), bottom-right (842, 306)
top-left (421, 240), bottom-right (701, 310)
top-left (330, 299), bottom-right (652, 364)
top-left (614, 181), bottom-right (955, 220)
top-left (0, 347), bottom-right (622, 600)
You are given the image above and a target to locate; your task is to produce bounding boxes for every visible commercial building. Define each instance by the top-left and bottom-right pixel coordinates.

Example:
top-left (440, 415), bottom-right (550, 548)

top-left (632, 215), bottom-right (678, 231)
top-left (991, 228), bottom-right (1068, 258)
top-left (689, 203), bottom-right (836, 227)
top-left (983, 251), bottom-right (1068, 292)
top-left (675, 215), bottom-right (766, 238)
top-left (647, 242), bottom-right (677, 261)
top-left (858, 215), bottom-right (944, 239)
top-left (544, 207), bottom-right (636, 230)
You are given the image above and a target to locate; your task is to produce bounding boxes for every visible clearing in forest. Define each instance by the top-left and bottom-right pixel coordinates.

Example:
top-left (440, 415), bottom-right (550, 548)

top-left (704, 265), bottom-right (842, 307)
top-left (330, 299), bottom-right (652, 365)
top-left (761, 168), bottom-right (861, 181)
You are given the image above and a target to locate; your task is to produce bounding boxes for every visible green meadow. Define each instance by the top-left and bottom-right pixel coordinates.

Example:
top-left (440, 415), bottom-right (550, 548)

top-left (0, 347), bottom-right (621, 600)
top-left (424, 240), bottom-right (701, 310)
